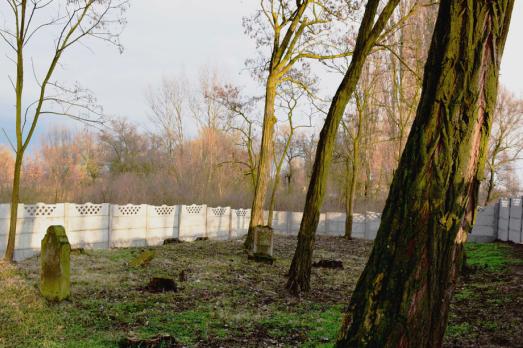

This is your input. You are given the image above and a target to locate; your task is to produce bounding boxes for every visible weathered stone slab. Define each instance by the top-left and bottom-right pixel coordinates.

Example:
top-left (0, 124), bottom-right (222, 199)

top-left (253, 226), bottom-right (274, 257)
top-left (40, 225), bottom-right (71, 301)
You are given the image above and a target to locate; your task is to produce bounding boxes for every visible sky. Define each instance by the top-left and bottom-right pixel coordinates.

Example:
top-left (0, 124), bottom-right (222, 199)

top-left (0, 0), bottom-right (522, 151)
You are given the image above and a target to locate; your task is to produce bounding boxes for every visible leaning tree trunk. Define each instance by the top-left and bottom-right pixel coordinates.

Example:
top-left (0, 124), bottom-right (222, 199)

top-left (286, 0), bottom-right (400, 294)
top-left (244, 77), bottom-right (277, 250)
top-left (337, 1), bottom-right (514, 347)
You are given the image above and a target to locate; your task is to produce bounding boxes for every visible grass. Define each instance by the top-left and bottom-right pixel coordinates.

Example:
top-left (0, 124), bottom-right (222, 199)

top-left (1, 237), bottom-right (521, 347)
top-left (464, 242), bottom-right (522, 271)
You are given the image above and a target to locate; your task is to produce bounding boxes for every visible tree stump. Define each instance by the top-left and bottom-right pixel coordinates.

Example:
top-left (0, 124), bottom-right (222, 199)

top-left (40, 225), bottom-right (71, 301)
top-left (145, 277), bottom-right (178, 293)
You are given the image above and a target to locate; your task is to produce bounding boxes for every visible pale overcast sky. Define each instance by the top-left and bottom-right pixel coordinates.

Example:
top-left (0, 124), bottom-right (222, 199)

top-left (0, 0), bottom-right (522, 149)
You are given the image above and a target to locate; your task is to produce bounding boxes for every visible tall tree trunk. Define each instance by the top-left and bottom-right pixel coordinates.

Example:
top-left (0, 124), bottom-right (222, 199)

top-left (244, 77), bottom-right (277, 249)
top-left (337, 1), bottom-right (514, 346)
top-left (286, 0), bottom-right (400, 294)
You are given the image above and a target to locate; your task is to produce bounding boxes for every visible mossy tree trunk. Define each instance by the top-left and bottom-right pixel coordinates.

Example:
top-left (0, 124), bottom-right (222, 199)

top-left (286, 0), bottom-right (400, 294)
top-left (336, 1), bottom-right (514, 347)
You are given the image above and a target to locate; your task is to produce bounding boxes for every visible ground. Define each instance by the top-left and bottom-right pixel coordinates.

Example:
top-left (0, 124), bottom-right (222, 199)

top-left (0, 236), bottom-right (522, 347)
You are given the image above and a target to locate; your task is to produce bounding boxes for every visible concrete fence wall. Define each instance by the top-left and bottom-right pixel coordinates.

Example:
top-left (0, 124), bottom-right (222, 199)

top-left (0, 198), bottom-right (521, 261)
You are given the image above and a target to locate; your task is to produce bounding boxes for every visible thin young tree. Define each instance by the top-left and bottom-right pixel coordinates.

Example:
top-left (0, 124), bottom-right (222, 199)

top-left (286, 0), bottom-right (401, 294)
top-left (211, 83), bottom-right (261, 193)
top-left (267, 82), bottom-right (311, 226)
top-left (337, 0), bottom-right (514, 346)
top-left (244, 0), bottom-right (356, 250)
top-left (340, 60), bottom-right (381, 239)
top-left (0, 0), bottom-right (128, 261)
top-left (146, 76), bottom-right (187, 157)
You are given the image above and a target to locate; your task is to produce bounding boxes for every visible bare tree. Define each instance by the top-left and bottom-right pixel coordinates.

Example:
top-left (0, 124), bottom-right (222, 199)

top-left (243, 0), bottom-right (357, 250)
top-left (1, 0), bottom-right (128, 261)
top-left (267, 82), bottom-right (311, 226)
top-left (211, 83), bottom-right (261, 193)
top-left (190, 69), bottom-right (231, 132)
top-left (484, 86), bottom-right (523, 204)
top-left (146, 76), bottom-right (187, 156)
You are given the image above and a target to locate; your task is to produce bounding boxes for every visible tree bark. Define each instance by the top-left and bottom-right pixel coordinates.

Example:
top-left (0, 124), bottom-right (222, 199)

top-left (244, 78), bottom-right (277, 249)
top-left (337, 1), bottom-right (514, 347)
top-left (286, 0), bottom-right (400, 294)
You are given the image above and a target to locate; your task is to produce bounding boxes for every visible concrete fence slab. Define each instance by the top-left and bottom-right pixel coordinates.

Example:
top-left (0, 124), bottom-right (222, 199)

top-left (110, 204), bottom-right (147, 248)
top-left (207, 206), bottom-right (231, 240)
top-left (146, 205), bottom-right (180, 246)
top-left (179, 204), bottom-right (207, 241)
top-left (231, 209), bottom-right (250, 239)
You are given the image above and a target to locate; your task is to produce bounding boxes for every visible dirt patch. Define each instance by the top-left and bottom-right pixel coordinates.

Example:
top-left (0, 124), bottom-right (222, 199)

top-left (444, 244), bottom-right (523, 348)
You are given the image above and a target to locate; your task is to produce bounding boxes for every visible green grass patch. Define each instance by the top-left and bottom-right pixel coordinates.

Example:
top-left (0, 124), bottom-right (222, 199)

top-left (446, 322), bottom-right (473, 338)
top-left (464, 243), bottom-right (520, 271)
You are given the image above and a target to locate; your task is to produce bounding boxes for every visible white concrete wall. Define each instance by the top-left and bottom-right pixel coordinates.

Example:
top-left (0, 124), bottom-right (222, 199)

top-left (325, 212), bottom-right (346, 236)
top-left (470, 205), bottom-right (497, 243)
top-left (0, 198), bottom-right (519, 262)
top-left (178, 204), bottom-right (207, 241)
top-left (207, 206), bottom-right (231, 240)
top-left (509, 198), bottom-right (523, 244)
top-left (110, 204), bottom-right (147, 247)
top-left (498, 199), bottom-right (510, 241)
top-left (0, 203), bottom-right (66, 261)
top-left (231, 209), bottom-right (250, 239)
top-left (364, 212), bottom-right (381, 240)
top-left (146, 205), bottom-right (180, 246)
top-left (65, 203), bottom-right (109, 249)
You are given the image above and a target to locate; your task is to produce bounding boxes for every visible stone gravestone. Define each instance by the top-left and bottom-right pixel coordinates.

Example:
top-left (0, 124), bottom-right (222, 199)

top-left (250, 226), bottom-right (275, 264)
top-left (40, 225), bottom-right (71, 301)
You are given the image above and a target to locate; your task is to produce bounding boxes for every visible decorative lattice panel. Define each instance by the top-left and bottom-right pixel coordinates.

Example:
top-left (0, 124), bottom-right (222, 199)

top-left (118, 205), bottom-right (142, 215)
top-left (185, 205), bottom-right (203, 214)
top-left (501, 199), bottom-right (509, 208)
top-left (512, 198), bottom-right (521, 207)
top-left (353, 215), bottom-right (365, 223)
top-left (235, 209), bottom-right (248, 217)
top-left (75, 204), bottom-right (103, 215)
top-left (366, 212), bottom-right (381, 220)
top-left (155, 206), bottom-right (176, 215)
top-left (211, 207), bottom-right (227, 216)
top-left (24, 205), bottom-right (56, 217)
